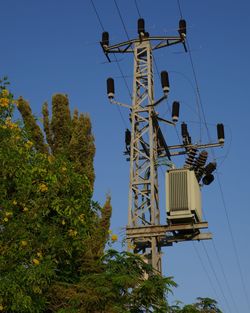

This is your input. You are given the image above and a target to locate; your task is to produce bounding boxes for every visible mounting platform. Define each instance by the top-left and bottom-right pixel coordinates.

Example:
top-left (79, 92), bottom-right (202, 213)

top-left (126, 222), bottom-right (211, 250)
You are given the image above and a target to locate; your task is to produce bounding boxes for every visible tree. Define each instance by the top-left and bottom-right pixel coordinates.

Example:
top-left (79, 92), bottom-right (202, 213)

top-left (0, 82), bottom-right (174, 312)
top-left (169, 297), bottom-right (222, 313)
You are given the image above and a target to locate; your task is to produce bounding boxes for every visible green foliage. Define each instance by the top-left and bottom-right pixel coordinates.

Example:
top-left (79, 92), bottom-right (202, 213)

top-left (169, 297), bottom-right (222, 313)
top-left (0, 80), bottom-right (222, 312)
top-left (47, 250), bottom-right (176, 313)
top-left (0, 83), bottom-right (175, 312)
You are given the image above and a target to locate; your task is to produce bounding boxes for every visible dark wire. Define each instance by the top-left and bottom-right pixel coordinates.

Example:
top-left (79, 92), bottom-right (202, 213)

top-left (176, 0), bottom-right (183, 19)
top-left (201, 242), bottom-right (233, 313)
top-left (176, 0), bottom-right (250, 310)
top-left (90, 0), bottom-right (105, 31)
top-left (217, 174), bottom-right (250, 310)
top-left (211, 240), bottom-right (240, 312)
top-left (134, 0), bottom-right (141, 18)
top-left (90, 0), bottom-right (129, 129)
top-left (113, 0), bottom-right (131, 41)
top-left (192, 242), bottom-right (220, 301)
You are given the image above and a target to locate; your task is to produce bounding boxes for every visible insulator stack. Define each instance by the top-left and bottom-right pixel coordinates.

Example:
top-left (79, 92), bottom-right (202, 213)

top-left (217, 123), bottom-right (225, 144)
top-left (125, 129), bottom-right (131, 146)
top-left (102, 32), bottom-right (109, 47)
top-left (181, 122), bottom-right (188, 137)
top-left (181, 122), bottom-right (191, 145)
top-left (204, 162), bottom-right (217, 175)
top-left (194, 150), bottom-right (208, 181)
top-left (138, 18), bottom-right (145, 35)
top-left (172, 101), bottom-right (180, 122)
top-left (161, 71), bottom-right (170, 94)
top-left (184, 147), bottom-right (197, 169)
top-left (195, 150), bottom-right (208, 169)
top-left (107, 78), bottom-right (115, 99)
top-left (179, 19), bottom-right (187, 37)
top-left (202, 174), bottom-right (215, 185)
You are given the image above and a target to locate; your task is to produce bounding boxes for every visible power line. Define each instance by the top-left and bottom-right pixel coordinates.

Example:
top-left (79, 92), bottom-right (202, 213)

top-left (132, 5), bottom-right (232, 310)
top-left (192, 243), bottom-right (221, 302)
top-left (201, 242), bottom-right (233, 313)
top-left (134, 0), bottom-right (141, 18)
top-left (176, 0), bottom-right (250, 311)
top-left (90, 0), bottom-right (129, 128)
top-left (90, 0), bottom-right (105, 31)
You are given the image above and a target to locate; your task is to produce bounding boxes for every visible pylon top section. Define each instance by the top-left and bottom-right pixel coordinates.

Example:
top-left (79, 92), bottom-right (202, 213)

top-left (100, 18), bottom-right (187, 62)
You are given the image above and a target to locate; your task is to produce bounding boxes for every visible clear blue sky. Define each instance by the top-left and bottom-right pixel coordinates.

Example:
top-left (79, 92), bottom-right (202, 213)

top-left (1, 1), bottom-right (250, 312)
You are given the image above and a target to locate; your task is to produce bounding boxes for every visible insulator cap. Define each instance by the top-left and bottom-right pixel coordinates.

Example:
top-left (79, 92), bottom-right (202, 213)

top-left (217, 123), bottom-right (225, 144)
top-left (184, 147), bottom-right (197, 169)
top-left (107, 77), bottom-right (115, 99)
top-left (204, 162), bottom-right (217, 174)
top-left (125, 129), bottom-right (131, 146)
top-left (161, 71), bottom-right (170, 94)
top-left (102, 32), bottom-right (109, 47)
top-left (179, 19), bottom-right (187, 37)
top-left (138, 18), bottom-right (145, 35)
top-left (202, 173), bottom-right (214, 185)
top-left (172, 101), bottom-right (180, 122)
top-left (181, 122), bottom-right (188, 137)
top-left (195, 150), bottom-right (208, 168)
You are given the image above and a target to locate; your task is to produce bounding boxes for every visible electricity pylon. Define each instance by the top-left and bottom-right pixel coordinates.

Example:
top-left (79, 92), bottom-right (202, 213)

top-left (101, 18), bottom-right (224, 275)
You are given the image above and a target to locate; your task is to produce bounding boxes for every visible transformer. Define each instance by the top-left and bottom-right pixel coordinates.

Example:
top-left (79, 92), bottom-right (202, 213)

top-left (166, 168), bottom-right (202, 224)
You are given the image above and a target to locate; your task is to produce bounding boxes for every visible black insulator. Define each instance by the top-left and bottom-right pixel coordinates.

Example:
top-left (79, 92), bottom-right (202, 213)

top-left (172, 101), bottom-right (180, 122)
top-left (144, 32), bottom-right (150, 38)
top-left (102, 32), bottom-right (109, 46)
top-left (181, 122), bottom-right (188, 137)
top-left (195, 150), bottom-right (208, 169)
top-left (202, 174), bottom-right (214, 185)
top-left (217, 123), bottom-right (225, 144)
top-left (107, 78), bottom-right (115, 99)
top-left (179, 19), bottom-right (187, 36)
top-left (161, 71), bottom-right (170, 94)
top-left (184, 147), bottom-right (197, 169)
top-left (125, 129), bottom-right (131, 146)
top-left (204, 162), bottom-right (217, 175)
top-left (138, 18), bottom-right (145, 35)
top-left (195, 168), bottom-right (204, 182)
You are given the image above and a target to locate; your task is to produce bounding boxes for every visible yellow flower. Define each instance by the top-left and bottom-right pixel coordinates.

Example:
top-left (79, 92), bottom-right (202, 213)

top-left (0, 304), bottom-right (4, 311)
top-left (13, 200), bottom-right (17, 205)
top-left (48, 155), bottom-right (55, 163)
top-left (0, 97), bottom-right (9, 108)
top-left (61, 167), bottom-right (67, 172)
top-left (2, 89), bottom-right (9, 97)
top-left (32, 258), bottom-right (40, 265)
top-left (33, 286), bottom-right (42, 294)
top-left (5, 211), bottom-right (13, 217)
top-left (128, 243), bottom-right (136, 250)
top-left (24, 140), bottom-right (33, 149)
top-left (78, 214), bottom-right (84, 222)
top-left (68, 229), bottom-right (77, 237)
top-left (21, 240), bottom-right (28, 246)
top-left (23, 207), bottom-right (29, 212)
top-left (61, 219), bottom-right (66, 225)
top-left (37, 252), bottom-right (43, 258)
top-left (111, 234), bottom-right (118, 242)
top-left (3, 217), bottom-right (8, 222)
top-left (38, 183), bottom-right (48, 193)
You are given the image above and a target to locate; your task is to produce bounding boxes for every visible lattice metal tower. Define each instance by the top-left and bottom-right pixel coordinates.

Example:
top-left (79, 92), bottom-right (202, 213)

top-left (101, 18), bottom-right (224, 275)
top-left (102, 19), bottom-right (187, 273)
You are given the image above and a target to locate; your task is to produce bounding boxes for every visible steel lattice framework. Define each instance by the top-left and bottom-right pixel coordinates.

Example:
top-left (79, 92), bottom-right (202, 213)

top-left (101, 20), bottom-right (223, 275)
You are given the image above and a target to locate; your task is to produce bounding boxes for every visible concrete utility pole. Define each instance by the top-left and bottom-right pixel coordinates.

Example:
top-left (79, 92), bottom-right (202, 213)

top-left (101, 18), bottom-right (224, 275)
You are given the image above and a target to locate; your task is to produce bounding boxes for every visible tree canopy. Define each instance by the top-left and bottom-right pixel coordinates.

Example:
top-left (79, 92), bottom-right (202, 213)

top-left (0, 80), bottom-right (177, 312)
